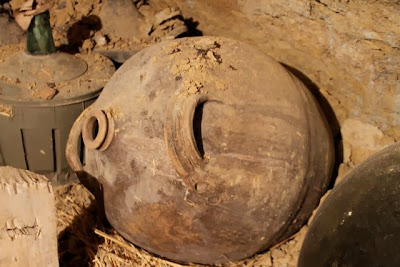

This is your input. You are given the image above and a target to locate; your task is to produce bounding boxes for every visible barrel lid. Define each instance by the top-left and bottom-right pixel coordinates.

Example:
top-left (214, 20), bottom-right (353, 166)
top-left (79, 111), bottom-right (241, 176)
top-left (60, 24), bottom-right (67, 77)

top-left (0, 44), bottom-right (115, 106)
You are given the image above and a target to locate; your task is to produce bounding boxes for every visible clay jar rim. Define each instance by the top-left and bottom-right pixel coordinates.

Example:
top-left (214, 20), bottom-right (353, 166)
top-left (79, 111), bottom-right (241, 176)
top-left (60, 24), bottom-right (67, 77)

top-left (164, 93), bottom-right (219, 189)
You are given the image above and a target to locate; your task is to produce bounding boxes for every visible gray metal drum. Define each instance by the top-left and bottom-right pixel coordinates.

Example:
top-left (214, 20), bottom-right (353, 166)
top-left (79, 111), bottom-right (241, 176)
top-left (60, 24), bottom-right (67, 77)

top-left (0, 45), bottom-right (115, 184)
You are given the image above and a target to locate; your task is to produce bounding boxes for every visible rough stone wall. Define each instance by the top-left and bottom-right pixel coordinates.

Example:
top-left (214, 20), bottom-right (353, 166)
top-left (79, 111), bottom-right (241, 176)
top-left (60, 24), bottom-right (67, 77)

top-left (169, 0), bottom-right (400, 140)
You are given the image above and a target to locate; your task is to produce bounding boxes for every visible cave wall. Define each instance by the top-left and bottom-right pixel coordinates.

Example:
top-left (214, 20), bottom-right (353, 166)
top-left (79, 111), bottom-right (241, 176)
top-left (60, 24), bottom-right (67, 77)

top-left (169, 0), bottom-right (400, 140)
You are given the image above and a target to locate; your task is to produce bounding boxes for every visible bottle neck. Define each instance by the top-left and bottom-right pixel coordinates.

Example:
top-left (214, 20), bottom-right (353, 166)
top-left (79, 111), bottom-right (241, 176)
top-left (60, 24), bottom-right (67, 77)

top-left (26, 10), bottom-right (56, 55)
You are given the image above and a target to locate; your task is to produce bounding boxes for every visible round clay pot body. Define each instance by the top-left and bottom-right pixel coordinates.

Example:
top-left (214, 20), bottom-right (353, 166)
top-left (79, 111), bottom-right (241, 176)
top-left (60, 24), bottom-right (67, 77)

top-left (67, 37), bottom-right (333, 264)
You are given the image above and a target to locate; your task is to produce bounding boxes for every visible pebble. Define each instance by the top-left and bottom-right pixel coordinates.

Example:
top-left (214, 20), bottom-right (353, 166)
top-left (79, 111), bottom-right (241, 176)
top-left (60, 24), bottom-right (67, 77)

top-left (94, 32), bottom-right (107, 47)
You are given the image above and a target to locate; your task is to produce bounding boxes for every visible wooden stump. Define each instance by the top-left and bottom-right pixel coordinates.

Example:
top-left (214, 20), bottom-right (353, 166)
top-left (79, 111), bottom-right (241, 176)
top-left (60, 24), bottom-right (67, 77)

top-left (0, 167), bottom-right (58, 267)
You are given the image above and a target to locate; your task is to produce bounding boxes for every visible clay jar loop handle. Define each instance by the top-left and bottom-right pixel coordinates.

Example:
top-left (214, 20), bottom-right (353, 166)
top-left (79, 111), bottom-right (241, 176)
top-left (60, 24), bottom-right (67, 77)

top-left (66, 107), bottom-right (92, 172)
top-left (66, 108), bottom-right (115, 173)
top-left (164, 93), bottom-right (210, 187)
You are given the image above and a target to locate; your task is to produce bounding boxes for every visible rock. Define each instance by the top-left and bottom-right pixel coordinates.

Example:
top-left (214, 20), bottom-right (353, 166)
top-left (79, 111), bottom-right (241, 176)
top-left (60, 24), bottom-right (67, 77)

top-left (153, 7), bottom-right (181, 26)
top-left (34, 84), bottom-right (58, 100)
top-left (94, 31), bottom-right (107, 46)
top-left (81, 38), bottom-right (94, 53)
top-left (268, 226), bottom-right (308, 267)
top-left (254, 251), bottom-right (273, 266)
top-left (341, 119), bottom-right (395, 165)
top-left (99, 0), bottom-right (143, 40)
top-left (0, 13), bottom-right (25, 46)
top-left (271, 249), bottom-right (290, 266)
top-left (2, 3), bottom-right (11, 10)
top-left (341, 140), bottom-right (351, 163)
top-left (9, 0), bottom-right (26, 10)
top-left (0, 103), bottom-right (13, 117)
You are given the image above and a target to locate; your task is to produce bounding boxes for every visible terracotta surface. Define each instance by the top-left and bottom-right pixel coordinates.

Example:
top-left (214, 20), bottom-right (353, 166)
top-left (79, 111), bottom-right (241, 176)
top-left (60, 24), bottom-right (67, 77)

top-left (67, 36), bottom-right (333, 264)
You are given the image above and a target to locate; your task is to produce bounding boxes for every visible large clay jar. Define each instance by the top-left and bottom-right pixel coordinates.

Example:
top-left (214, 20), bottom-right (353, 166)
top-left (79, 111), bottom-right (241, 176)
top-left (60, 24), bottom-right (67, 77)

top-left (298, 142), bottom-right (400, 267)
top-left (66, 37), bottom-right (333, 264)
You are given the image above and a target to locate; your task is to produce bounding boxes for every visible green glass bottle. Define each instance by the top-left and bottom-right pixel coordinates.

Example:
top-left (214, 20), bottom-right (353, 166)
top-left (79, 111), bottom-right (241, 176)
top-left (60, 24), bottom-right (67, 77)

top-left (26, 10), bottom-right (56, 55)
